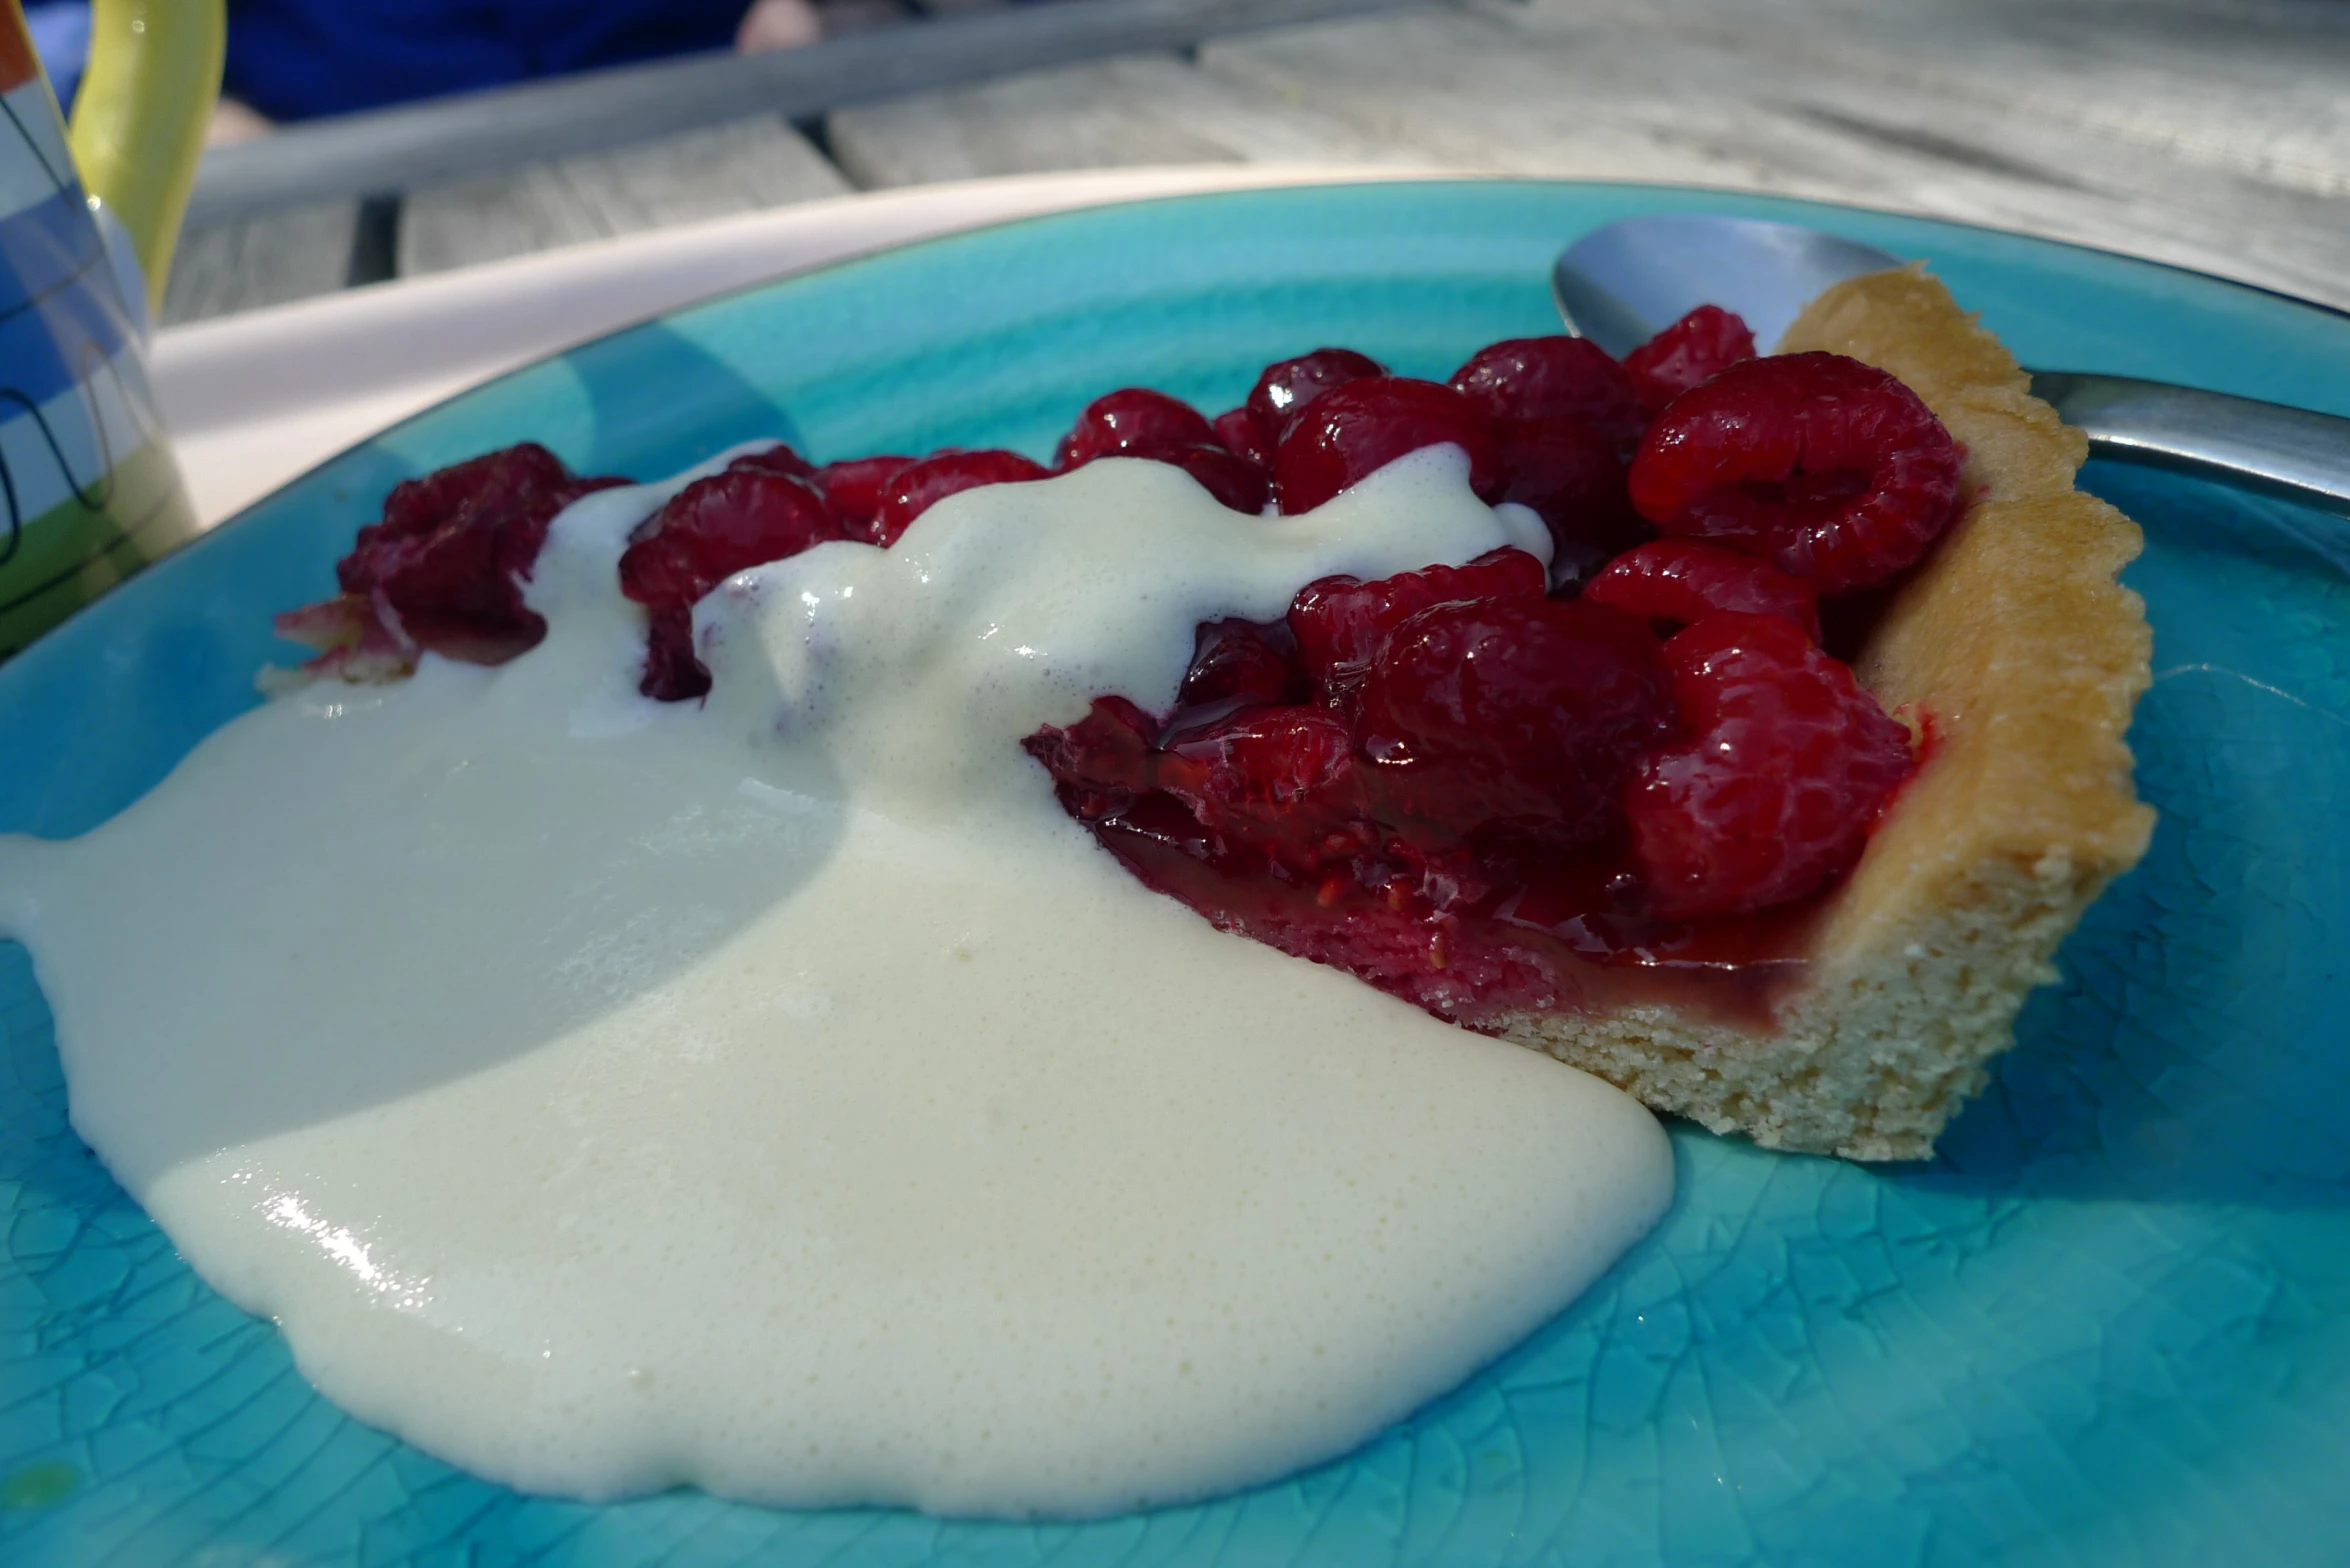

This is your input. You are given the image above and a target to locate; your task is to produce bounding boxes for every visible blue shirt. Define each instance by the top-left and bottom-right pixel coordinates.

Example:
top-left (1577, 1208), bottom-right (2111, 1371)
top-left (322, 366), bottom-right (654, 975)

top-left (223, 0), bottom-right (750, 123)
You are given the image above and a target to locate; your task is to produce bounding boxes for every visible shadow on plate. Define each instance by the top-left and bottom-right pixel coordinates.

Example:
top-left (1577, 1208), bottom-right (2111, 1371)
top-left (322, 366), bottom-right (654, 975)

top-left (1917, 467), bottom-right (2350, 1212)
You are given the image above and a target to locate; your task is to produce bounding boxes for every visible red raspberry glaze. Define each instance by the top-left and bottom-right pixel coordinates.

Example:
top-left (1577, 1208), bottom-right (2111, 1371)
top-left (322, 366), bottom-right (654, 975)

top-left (1622, 304), bottom-right (1758, 412)
top-left (1287, 548), bottom-right (1547, 704)
top-left (1056, 388), bottom-right (1217, 469)
top-left (1489, 413), bottom-right (1644, 588)
top-left (620, 467), bottom-right (847, 701)
top-left (872, 449), bottom-right (1052, 547)
top-left (1179, 617), bottom-right (1308, 707)
top-left (1628, 352), bottom-right (1962, 591)
top-left (288, 442), bottom-right (626, 672)
top-left (1158, 705), bottom-right (1363, 874)
top-left (1584, 538), bottom-right (1823, 642)
top-left (1246, 348), bottom-right (1383, 450)
top-left (1356, 597), bottom-right (1675, 853)
top-left (1627, 611), bottom-right (1914, 918)
top-left (1022, 694), bottom-right (1159, 819)
top-left (1450, 336), bottom-right (1645, 449)
top-left (1274, 376), bottom-right (1507, 514)
top-left (812, 454), bottom-right (914, 545)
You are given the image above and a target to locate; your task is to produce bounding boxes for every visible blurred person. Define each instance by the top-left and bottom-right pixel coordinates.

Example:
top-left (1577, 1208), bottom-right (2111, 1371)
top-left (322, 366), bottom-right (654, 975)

top-left (213, 0), bottom-right (822, 137)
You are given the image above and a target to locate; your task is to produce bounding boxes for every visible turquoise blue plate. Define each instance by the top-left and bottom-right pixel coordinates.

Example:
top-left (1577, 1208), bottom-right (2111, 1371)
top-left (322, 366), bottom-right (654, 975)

top-left (4, 181), bottom-right (2347, 1566)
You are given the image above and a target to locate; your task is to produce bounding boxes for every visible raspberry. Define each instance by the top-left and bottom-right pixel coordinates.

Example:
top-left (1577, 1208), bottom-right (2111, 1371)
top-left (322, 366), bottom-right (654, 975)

top-left (728, 444), bottom-right (817, 480)
top-left (620, 468), bottom-right (845, 701)
top-left (812, 454), bottom-right (914, 545)
top-left (1022, 696), bottom-right (1159, 818)
top-left (1626, 611), bottom-right (1913, 918)
top-left (1157, 705), bottom-right (1364, 870)
top-left (1135, 442), bottom-right (1270, 515)
top-left (1055, 388), bottom-right (1216, 469)
top-left (1178, 617), bottom-right (1307, 707)
top-left (1622, 304), bottom-right (1757, 412)
top-left (1354, 597), bottom-right (1674, 852)
top-left (872, 449), bottom-right (1051, 546)
top-left (1450, 336), bottom-right (1645, 449)
top-left (619, 469), bottom-right (843, 608)
top-left (1273, 376), bottom-right (1507, 514)
top-left (1582, 539), bottom-right (1822, 641)
top-left (356, 444), bottom-right (568, 577)
top-left (1489, 414), bottom-right (1645, 588)
top-left (1287, 548), bottom-right (1547, 704)
top-left (1212, 406), bottom-right (1270, 467)
top-left (1628, 352), bottom-right (1962, 591)
top-left (307, 442), bottom-right (625, 669)
top-left (1051, 387), bottom-right (1267, 511)
top-left (638, 602), bottom-right (709, 704)
top-left (1246, 347), bottom-right (1383, 450)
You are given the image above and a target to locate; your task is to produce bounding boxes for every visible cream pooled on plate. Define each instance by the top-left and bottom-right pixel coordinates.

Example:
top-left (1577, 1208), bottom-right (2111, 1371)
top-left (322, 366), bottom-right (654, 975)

top-left (0, 449), bottom-right (1673, 1517)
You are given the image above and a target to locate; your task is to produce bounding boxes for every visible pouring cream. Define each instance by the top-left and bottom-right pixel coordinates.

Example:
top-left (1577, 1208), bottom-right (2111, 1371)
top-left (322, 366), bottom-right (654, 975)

top-left (0, 449), bottom-right (1673, 1517)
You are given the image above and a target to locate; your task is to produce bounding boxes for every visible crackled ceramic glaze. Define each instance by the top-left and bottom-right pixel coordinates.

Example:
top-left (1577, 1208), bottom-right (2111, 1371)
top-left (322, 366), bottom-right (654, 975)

top-left (3, 182), bottom-right (2347, 1565)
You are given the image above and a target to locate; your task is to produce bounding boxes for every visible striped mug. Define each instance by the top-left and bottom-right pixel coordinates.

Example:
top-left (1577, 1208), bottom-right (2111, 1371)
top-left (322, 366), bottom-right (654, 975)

top-left (1, 0), bottom-right (220, 656)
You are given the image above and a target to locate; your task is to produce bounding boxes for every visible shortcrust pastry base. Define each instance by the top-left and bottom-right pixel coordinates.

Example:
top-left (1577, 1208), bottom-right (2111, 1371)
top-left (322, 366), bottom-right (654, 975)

top-left (1497, 267), bottom-right (2156, 1161)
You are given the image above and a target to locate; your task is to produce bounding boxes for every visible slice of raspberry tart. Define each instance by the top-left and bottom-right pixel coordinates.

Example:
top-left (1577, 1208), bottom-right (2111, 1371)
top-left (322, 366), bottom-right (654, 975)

top-left (1023, 268), bottom-right (2153, 1161)
top-left (280, 266), bottom-right (2152, 1163)
top-left (1535, 268), bottom-right (2153, 1158)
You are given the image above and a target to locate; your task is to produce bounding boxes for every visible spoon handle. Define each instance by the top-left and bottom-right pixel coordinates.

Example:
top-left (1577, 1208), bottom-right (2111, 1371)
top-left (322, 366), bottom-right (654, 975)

top-left (2027, 372), bottom-right (2350, 517)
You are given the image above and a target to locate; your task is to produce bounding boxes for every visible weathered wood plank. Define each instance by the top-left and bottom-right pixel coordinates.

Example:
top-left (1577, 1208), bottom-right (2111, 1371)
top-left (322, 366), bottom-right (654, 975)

top-left (1493, 0), bottom-right (2350, 199)
top-left (165, 0), bottom-right (2350, 318)
top-left (1201, 14), bottom-right (1731, 184)
top-left (185, 0), bottom-right (1430, 225)
top-left (1201, 6), bottom-right (2350, 309)
top-left (160, 202), bottom-right (362, 326)
top-left (398, 117), bottom-right (851, 279)
top-left (826, 51), bottom-right (1422, 187)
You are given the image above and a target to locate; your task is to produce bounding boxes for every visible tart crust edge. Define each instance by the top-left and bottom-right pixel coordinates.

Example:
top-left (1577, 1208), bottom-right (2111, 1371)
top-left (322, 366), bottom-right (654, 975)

top-left (1494, 265), bottom-right (2158, 1161)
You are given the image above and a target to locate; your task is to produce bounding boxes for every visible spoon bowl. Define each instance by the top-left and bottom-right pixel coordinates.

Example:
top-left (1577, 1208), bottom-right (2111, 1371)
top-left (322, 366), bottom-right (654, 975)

top-left (1551, 213), bottom-right (1902, 357)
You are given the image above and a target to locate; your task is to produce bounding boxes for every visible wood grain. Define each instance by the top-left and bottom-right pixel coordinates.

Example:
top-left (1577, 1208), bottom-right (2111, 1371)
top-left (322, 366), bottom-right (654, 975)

top-left (184, 0), bottom-right (1426, 225)
top-left (827, 52), bottom-right (1422, 187)
top-left (1201, 4), bottom-right (2350, 308)
top-left (816, 0), bottom-right (2350, 312)
top-left (398, 118), bottom-right (851, 278)
top-left (161, 202), bottom-right (362, 326)
top-left (165, 0), bottom-right (2350, 319)
top-left (1500, 0), bottom-right (2350, 198)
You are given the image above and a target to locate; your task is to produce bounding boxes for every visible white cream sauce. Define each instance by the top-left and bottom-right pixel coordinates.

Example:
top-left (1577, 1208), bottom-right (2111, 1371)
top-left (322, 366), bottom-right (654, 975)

top-left (0, 449), bottom-right (1673, 1517)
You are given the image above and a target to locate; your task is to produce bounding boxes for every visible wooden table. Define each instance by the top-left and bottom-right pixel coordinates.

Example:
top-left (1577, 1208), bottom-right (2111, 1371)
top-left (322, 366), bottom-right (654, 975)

top-left (164, 0), bottom-right (2350, 327)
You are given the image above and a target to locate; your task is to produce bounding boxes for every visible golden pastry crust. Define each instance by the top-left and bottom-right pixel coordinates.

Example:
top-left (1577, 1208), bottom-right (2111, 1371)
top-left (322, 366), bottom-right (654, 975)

top-left (1494, 266), bottom-right (2156, 1161)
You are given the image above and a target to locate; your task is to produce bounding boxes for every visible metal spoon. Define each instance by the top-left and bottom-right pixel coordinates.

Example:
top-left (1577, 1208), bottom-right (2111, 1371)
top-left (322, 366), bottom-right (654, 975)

top-left (1552, 213), bottom-right (2350, 517)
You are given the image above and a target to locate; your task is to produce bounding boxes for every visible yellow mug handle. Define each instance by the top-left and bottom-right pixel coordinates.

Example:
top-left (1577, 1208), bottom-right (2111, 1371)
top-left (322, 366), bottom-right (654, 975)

top-left (64, 0), bottom-right (224, 311)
